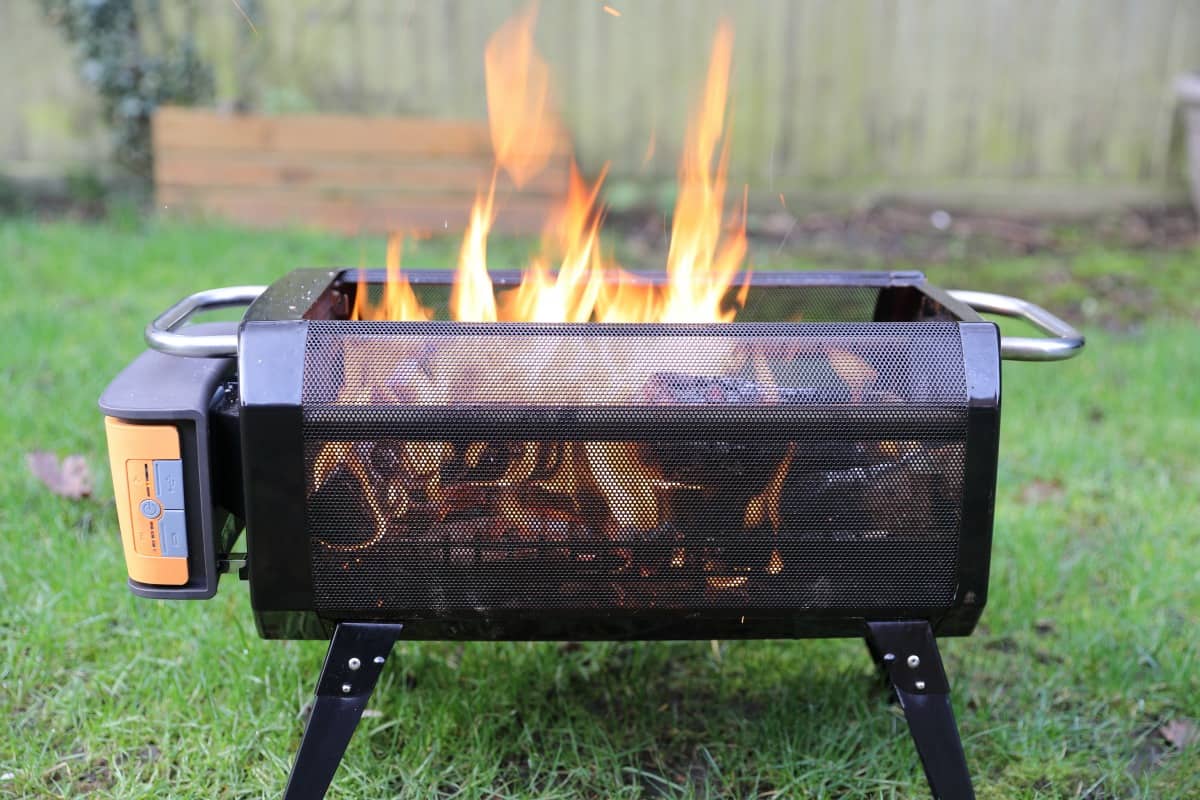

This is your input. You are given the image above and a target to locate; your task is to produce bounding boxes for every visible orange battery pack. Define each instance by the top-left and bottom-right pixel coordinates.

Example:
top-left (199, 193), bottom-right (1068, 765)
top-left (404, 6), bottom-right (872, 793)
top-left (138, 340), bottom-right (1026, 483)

top-left (104, 417), bottom-right (189, 585)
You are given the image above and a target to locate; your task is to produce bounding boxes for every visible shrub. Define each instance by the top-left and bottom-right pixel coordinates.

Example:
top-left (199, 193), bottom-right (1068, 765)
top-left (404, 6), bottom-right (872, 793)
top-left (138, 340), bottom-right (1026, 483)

top-left (41, 0), bottom-right (214, 181)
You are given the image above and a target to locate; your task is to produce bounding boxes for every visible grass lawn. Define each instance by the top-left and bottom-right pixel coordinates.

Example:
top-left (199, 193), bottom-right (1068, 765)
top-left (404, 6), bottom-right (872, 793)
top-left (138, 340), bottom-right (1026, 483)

top-left (0, 218), bottom-right (1197, 799)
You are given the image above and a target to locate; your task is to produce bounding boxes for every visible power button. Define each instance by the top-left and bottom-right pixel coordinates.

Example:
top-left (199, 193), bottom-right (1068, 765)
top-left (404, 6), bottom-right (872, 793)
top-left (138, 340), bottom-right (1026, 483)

top-left (139, 498), bottom-right (162, 519)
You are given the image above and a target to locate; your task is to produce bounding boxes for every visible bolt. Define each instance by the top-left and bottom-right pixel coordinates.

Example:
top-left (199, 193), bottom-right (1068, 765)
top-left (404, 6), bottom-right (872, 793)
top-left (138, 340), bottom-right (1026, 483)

top-left (914, 680), bottom-right (926, 691)
top-left (882, 652), bottom-right (896, 663)
top-left (348, 657), bottom-right (361, 671)
top-left (373, 655), bottom-right (386, 664)
top-left (341, 683), bottom-right (352, 694)
top-left (906, 654), bottom-right (921, 669)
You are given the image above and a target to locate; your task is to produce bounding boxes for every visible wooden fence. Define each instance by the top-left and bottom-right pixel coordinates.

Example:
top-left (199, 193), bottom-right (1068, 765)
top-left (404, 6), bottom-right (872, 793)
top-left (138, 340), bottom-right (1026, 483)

top-left (3, 0), bottom-right (1199, 212)
top-left (153, 107), bottom-right (568, 233)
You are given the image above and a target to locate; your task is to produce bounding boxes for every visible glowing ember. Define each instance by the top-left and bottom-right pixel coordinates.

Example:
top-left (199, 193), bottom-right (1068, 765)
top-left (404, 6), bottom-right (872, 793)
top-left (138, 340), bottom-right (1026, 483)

top-left (706, 576), bottom-right (748, 590)
top-left (745, 443), bottom-right (795, 531)
top-left (641, 127), bottom-right (656, 168)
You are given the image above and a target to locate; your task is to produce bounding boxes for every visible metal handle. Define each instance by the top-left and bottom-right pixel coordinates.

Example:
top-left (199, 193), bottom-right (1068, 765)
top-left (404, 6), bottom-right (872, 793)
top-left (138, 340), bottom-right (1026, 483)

top-left (947, 290), bottom-right (1085, 361)
top-left (145, 285), bottom-right (267, 357)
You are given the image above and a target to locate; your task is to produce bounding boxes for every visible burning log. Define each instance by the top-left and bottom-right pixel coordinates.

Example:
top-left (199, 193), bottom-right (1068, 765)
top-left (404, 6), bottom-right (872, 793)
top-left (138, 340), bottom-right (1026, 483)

top-left (638, 372), bottom-right (851, 405)
top-left (640, 440), bottom-right (783, 493)
top-left (309, 416), bottom-right (961, 594)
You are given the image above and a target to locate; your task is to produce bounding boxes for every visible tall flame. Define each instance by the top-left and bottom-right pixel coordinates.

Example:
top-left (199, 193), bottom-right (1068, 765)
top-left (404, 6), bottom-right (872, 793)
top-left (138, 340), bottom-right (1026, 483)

top-left (353, 10), bottom-right (747, 327)
top-left (499, 161), bottom-right (607, 322)
top-left (659, 21), bottom-right (747, 323)
top-left (485, 4), bottom-right (560, 189)
top-left (450, 176), bottom-right (499, 322)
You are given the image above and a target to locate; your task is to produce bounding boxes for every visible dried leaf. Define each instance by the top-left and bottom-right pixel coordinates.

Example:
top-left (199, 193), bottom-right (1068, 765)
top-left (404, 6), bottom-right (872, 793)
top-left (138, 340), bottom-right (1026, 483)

top-left (1019, 478), bottom-right (1064, 505)
top-left (1158, 719), bottom-right (1199, 750)
top-left (26, 452), bottom-right (93, 499)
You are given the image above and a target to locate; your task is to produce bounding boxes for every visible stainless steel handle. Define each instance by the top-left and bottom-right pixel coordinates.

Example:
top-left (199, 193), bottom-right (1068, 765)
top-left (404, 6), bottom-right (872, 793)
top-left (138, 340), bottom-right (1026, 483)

top-left (947, 289), bottom-right (1085, 361)
top-left (145, 285), bottom-right (267, 358)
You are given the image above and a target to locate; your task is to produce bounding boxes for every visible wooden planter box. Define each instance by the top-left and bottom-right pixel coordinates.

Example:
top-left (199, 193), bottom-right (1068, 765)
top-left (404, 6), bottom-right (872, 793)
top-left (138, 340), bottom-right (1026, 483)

top-left (152, 107), bottom-right (569, 235)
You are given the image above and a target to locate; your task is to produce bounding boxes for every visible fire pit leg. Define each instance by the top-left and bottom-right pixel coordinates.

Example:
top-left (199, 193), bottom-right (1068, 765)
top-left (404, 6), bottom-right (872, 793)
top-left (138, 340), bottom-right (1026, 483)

top-left (865, 621), bottom-right (974, 800)
top-left (864, 636), bottom-right (889, 683)
top-left (282, 622), bottom-right (405, 800)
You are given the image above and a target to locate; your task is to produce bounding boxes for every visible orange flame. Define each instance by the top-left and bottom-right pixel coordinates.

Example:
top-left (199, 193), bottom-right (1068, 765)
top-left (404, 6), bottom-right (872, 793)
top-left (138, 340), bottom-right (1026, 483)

top-left (451, 176), bottom-right (499, 322)
top-left (323, 14), bottom-right (816, 588)
top-left (484, 4), bottom-right (560, 189)
top-left (659, 21), bottom-right (746, 323)
top-left (352, 234), bottom-right (431, 321)
top-left (592, 22), bottom-right (747, 324)
top-left (499, 161), bottom-right (607, 322)
top-left (340, 15), bottom-right (759, 562)
top-left (357, 12), bottom-right (747, 328)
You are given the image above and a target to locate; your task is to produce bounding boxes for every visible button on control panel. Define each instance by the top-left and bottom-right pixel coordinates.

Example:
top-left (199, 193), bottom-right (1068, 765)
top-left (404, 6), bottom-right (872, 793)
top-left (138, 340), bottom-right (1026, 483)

top-left (139, 498), bottom-right (162, 519)
top-left (159, 510), bottom-right (187, 557)
top-left (153, 460), bottom-right (185, 510)
top-left (104, 418), bottom-right (189, 586)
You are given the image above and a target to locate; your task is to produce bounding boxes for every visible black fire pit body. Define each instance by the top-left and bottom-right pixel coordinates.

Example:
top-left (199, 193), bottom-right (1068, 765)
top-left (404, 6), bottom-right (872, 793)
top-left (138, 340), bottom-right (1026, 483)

top-left (99, 268), bottom-right (1084, 800)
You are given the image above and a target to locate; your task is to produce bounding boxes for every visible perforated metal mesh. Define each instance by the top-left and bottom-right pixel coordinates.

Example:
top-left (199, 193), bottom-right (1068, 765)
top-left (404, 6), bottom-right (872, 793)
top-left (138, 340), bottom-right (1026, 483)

top-left (302, 320), bottom-right (968, 617)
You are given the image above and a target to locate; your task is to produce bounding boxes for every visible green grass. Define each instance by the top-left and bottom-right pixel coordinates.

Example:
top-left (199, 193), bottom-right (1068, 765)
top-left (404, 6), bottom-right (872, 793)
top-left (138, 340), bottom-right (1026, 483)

top-left (0, 218), bottom-right (1197, 799)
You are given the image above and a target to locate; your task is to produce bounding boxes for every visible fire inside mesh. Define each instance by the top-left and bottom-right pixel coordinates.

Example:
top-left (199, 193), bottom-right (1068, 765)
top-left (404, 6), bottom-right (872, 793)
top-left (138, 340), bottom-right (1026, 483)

top-left (302, 321), bottom-right (969, 614)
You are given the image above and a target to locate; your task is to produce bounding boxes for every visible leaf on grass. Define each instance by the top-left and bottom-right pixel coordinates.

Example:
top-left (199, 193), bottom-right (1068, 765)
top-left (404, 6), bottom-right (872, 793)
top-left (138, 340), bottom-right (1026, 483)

top-left (1019, 478), bottom-right (1064, 505)
top-left (26, 452), bottom-right (93, 499)
top-left (1158, 719), bottom-right (1198, 750)
top-left (1034, 619), bottom-right (1057, 636)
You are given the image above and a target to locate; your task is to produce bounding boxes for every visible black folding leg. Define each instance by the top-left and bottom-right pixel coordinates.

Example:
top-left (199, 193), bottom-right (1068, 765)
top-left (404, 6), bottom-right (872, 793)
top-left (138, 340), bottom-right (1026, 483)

top-left (864, 635), bottom-right (888, 682)
top-left (282, 622), bottom-right (405, 800)
top-left (865, 621), bottom-right (975, 800)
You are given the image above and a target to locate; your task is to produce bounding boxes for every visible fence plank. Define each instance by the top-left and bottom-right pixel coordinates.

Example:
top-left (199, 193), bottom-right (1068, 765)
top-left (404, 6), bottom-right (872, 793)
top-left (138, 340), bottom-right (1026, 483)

top-left (153, 107), bottom-right (569, 158)
top-left (157, 184), bottom-right (555, 235)
top-left (153, 107), bottom-right (569, 234)
top-left (154, 151), bottom-right (568, 195)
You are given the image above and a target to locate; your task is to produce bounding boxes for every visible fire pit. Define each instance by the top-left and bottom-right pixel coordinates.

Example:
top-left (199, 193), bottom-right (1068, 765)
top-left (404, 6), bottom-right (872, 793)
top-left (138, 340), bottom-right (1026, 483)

top-left (100, 10), bottom-right (1086, 800)
top-left (100, 267), bottom-right (1081, 799)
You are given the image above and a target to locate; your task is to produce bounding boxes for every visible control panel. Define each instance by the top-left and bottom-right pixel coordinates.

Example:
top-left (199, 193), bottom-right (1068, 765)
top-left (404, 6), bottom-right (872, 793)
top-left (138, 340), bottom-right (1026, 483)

top-left (104, 417), bottom-right (189, 585)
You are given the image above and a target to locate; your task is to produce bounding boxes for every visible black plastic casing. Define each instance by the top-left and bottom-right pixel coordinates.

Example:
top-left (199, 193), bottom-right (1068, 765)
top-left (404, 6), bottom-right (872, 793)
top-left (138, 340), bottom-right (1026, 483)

top-left (232, 269), bottom-right (1000, 641)
top-left (98, 326), bottom-right (239, 599)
